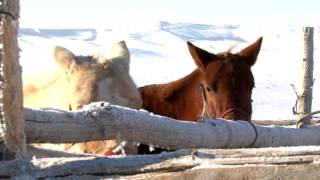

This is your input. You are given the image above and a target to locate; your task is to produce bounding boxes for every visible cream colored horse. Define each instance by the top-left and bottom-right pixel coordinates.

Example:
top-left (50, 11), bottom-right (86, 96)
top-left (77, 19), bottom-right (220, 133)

top-left (24, 41), bottom-right (142, 155)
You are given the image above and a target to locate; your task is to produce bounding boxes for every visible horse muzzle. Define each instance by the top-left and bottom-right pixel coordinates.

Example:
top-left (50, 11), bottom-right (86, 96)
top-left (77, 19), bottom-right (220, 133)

top-left (218, 108), bottom-right (251, 121)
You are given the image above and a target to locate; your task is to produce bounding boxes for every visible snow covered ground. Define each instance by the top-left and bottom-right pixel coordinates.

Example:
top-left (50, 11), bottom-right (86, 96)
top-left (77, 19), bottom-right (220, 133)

top-left (18, 21), bottom-right (320, 120)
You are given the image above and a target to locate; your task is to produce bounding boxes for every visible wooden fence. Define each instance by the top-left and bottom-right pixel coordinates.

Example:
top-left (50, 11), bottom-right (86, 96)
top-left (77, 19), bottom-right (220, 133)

top-left (0, 0), bottom-right (26, 159)
top-left (297, 27), bottom-right (314, 126)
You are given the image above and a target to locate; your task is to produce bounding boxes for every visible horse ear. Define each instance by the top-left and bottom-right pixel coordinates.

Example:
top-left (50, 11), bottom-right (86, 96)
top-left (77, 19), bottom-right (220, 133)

top-left (53, 46), bottom-right (77, 74)
top-left (187, 41), bottom-right (216, 71)
top-left (110, 41), bottom-right (130, 59)
top-left (238, 37), bottom-right (263, 66)
top-left (108, 41), bottom-right (130, 71)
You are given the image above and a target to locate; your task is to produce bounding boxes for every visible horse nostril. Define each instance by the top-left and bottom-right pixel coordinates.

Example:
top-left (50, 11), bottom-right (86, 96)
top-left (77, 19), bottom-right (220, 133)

top-left (227, 116), bottom-right (237, 120)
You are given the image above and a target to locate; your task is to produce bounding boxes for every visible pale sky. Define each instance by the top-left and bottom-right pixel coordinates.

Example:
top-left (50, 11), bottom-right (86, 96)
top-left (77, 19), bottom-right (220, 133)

top-left (20, 0), bottom-right (319, 27)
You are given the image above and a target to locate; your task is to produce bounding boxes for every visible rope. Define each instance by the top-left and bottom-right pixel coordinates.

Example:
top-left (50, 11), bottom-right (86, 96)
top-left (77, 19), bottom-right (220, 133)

top-left (246, 121), bottom-right (258, 148)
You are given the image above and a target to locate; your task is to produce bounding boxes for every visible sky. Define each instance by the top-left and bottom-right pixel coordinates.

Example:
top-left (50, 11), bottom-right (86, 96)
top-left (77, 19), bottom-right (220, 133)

top-left (20, 0), bottom-right (320, 27)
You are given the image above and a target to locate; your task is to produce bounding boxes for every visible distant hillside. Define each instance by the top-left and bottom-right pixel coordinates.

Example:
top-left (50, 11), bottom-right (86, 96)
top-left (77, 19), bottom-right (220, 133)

top-left (18, 22), bottom-right (320, 119)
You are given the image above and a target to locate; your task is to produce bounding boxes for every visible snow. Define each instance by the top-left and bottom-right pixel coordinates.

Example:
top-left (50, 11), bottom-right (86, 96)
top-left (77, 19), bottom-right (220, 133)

top-left (18, 21), bottom-right (320, 120)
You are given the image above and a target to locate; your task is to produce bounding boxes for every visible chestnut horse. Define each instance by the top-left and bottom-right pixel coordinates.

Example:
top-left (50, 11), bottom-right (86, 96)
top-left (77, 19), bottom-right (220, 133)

top-left (138, 37), bottom-right (263, 153)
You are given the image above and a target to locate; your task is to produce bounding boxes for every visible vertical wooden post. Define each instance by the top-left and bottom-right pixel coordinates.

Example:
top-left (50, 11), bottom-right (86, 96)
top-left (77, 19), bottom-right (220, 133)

top-left (298, 27), bottom-right (314, 125)
top-left (0, 0), bottom-right (26, 159)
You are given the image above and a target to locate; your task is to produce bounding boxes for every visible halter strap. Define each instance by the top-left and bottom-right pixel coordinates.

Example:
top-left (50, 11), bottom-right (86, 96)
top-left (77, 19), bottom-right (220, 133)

top-left (199, 84), bottom-right (208, 121)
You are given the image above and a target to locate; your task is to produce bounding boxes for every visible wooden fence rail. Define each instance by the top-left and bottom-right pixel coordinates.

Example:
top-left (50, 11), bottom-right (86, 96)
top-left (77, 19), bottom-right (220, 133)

top-left (2, 146), bottom-right (320, 179)
top-left (0, 102), bottom-right (317, 150)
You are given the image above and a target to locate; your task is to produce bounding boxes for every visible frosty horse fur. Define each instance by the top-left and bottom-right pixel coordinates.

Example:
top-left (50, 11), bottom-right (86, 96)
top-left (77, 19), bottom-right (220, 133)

top-left (139, 38), bottom-right (263, 153)
top-left (23, 41), bottom-right (142, 155)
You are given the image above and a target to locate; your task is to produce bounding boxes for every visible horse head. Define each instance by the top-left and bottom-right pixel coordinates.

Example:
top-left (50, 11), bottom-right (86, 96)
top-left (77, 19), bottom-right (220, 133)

top-left (53, 41), bottom-right (142, 111)
top-left (187, 37), bottom-right (263, 121)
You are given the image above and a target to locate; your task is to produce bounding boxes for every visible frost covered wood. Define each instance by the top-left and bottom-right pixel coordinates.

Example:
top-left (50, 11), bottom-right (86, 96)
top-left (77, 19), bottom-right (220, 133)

top-left (0, 149), bottom-right (199, 179)
top-left (19, 102), bottom-right (320, 149)
top-left (2, 147), bottom-right (320, 179)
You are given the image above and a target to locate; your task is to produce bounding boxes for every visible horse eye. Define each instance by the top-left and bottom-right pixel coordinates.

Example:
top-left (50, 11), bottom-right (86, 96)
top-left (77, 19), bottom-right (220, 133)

top-left (207, 86), bottom-right (213, 92)
top-left (207, 83), bottom-right (218, 93)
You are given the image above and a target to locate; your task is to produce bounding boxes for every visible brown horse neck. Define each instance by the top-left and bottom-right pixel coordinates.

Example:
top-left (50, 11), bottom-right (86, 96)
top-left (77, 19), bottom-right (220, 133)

top-left (140, 68), bottom-right (205, 122)
top-left (164, 68), bottom-right (205, 120)
top-left (170, 68), bottom-right (203, 94)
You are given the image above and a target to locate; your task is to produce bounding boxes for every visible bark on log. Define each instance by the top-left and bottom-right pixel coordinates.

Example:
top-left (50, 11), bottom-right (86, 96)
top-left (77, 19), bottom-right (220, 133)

top-left (18, 102), bottom-right (320, 149)
top-left (131, 163), bottom-right (320, 180)
top-left (0, 149), bottom-right (199, 179)
top-left (0, 0), bottom-right (26, 159)
top-left (2, 147), bottom-right (320, 179)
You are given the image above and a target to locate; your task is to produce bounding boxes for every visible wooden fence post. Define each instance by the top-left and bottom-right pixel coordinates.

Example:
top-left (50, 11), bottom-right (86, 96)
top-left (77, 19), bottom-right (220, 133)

top-left (298, 27), bottom-right (314, 125)
top-left (0, 0), bottom-right (26, 159)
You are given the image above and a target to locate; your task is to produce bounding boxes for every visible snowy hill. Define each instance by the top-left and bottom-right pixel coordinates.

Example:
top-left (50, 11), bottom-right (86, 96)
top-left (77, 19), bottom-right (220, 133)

top-left (18, 21), bottom-right (320, 120)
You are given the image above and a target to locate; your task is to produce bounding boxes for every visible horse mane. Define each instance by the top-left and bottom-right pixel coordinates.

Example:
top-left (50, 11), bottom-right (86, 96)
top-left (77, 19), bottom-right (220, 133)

top-left (219, 43), bottom-right (240, 59)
